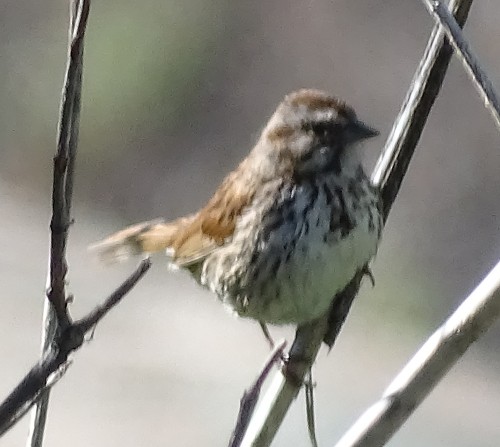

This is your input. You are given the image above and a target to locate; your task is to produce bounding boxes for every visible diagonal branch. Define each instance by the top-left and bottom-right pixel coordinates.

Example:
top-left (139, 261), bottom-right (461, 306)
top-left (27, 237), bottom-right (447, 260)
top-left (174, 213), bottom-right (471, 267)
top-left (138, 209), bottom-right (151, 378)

top-left (228, 341), bottom-right (287, 447)
top-left (0, 362), bottom-right (71, 439)
top-left (236, 0), bottom-right (474, 445)
top-left (0, 259), bottom-right (151, 437)
top-left (422, 0), bottom-right (500, 131)
top-left (372, 0), bottom-right (474, 219)
top-left (75, 260), bottom-right (153, 333)
top-left (334, 259), bottom-right (500, 447)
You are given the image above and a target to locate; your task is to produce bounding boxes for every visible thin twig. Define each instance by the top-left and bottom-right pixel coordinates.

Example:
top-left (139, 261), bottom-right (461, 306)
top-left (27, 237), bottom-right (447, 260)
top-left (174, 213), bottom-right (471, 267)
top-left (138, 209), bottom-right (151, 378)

top-left (75, 259), bottom-right (152, 333)
top-left (305, 369), bottom-right (318, 447)
top-left (0, 259), bottom-right (151, 436)
top-left (237, 0), bottom-right (474, 445)
top-left (228, 340), bottom-right (287, 447)
top-left (26, 301), bottom-right (57, 447)
top-left (65, 0), bottom-right (86, 216)
top-left (422, 0), bottom-right (500, 131)
top-left (372, 0), bottom-right (474, 218)
top-left (48, 0), bottom-right (90, 324)
top-left (27, 2), bottom-right (90, 446)
top-left (334, 259), bottom-right (500, 447)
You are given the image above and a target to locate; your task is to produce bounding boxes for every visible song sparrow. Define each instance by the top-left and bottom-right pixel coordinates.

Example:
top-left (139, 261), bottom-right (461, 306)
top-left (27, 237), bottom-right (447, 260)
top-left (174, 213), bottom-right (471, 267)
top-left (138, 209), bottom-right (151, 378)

top-left (92, 89), bottom-right (382, 332)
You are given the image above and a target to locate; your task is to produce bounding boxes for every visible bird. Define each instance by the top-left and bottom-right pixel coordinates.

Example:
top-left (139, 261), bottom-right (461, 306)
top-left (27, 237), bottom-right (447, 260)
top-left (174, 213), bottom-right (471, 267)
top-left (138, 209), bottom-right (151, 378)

top-left (91, 89), bottom-right (382, 344)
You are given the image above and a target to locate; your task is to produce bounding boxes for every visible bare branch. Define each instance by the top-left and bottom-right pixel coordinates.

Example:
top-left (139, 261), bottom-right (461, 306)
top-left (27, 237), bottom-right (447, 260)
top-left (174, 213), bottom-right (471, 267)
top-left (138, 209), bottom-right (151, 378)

top-left (229, 340), bottom-right (287, 447)
top-left (422, 0), bottom-right (500, 131)
top-left (334, 260), bottom-right (500, 447)
top-left (75, 259), bottom-right (152, 333)
top-left (0, 361), bottom-right (70, 438)
top-left (372, 0), bottom-right (474, 218)
top-left (0, 259), bottom-right (151, 436)
top-left (305, 369), bottom-right (318, 447)
top-left (0, 350), bottom-right (60, 439)
top-left (237, 0), bottom-right (475, 445)
top-left (27, 2), bottom-right (91, 446)
top-left (48, 0), bottom-right (90, 325)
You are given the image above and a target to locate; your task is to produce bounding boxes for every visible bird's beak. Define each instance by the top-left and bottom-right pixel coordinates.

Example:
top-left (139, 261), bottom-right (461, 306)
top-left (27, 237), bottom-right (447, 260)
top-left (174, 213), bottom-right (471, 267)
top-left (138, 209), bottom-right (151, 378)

top-left (346, 120), bottom-right (380, 144)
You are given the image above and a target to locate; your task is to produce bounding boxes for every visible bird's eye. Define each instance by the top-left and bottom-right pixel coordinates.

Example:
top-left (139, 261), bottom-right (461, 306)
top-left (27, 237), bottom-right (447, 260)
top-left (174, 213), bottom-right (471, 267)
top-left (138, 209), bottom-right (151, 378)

top-left (304, 121), bottom-right (342, 139)
top-left (311, 122), bottom-right (330, 136)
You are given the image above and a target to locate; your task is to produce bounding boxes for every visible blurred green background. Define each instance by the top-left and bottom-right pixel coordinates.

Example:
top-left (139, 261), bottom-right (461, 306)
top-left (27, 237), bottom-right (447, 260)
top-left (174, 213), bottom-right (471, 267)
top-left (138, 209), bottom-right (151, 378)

top-left (1, 0), bottom-right (499, 446)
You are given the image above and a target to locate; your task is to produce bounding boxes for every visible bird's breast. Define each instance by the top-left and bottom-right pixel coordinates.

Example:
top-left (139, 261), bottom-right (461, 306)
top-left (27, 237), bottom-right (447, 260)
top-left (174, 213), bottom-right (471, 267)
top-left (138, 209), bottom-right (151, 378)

top-left (200, 169), bottom-right (382, 324)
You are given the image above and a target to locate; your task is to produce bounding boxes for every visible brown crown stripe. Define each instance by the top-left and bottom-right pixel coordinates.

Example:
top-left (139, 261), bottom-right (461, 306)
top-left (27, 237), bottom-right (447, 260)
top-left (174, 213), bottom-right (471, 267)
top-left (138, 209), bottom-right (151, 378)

top-left (285, 89), bottom-right (355, 119)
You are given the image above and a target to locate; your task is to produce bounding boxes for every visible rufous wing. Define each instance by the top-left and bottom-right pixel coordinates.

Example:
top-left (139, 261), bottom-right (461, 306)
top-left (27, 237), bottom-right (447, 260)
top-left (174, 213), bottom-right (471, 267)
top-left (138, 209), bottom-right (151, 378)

top-left (171, 165), bottom-right (256, 265)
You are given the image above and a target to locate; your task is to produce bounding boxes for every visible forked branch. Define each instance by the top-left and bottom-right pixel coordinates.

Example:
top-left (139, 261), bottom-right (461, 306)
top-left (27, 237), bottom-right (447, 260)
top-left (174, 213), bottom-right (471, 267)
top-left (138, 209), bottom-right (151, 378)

top-left (0, 259), bottom-right (151, 436)
top-left (0, 0), bottom-right (152, 442)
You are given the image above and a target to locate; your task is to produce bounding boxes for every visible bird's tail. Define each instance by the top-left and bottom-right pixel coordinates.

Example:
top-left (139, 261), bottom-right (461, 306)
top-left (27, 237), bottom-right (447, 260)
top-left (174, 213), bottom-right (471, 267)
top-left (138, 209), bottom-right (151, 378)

top-left (89, 219), bottom-right (182, 264)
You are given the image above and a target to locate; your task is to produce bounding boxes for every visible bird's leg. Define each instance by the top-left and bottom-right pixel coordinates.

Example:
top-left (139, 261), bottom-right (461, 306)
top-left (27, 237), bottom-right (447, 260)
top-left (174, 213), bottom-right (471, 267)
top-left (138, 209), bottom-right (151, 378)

top-left (259, 321), bottom-right (276, 350)
top-left (259, 322), bottom-right (315, 390)
top-left (362, 264), bottom-right (375, 287)
top-left (259, 321), bottom-right (291, 367)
